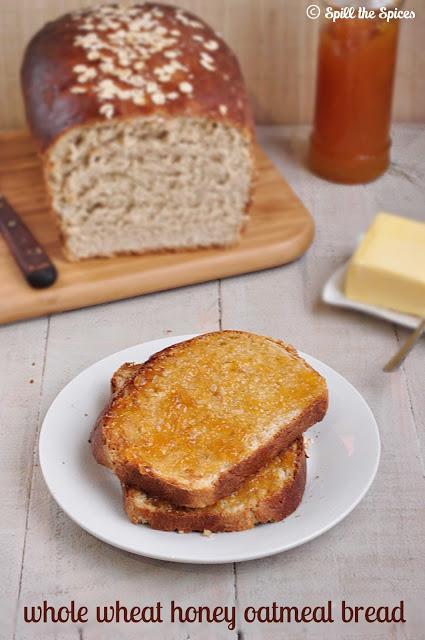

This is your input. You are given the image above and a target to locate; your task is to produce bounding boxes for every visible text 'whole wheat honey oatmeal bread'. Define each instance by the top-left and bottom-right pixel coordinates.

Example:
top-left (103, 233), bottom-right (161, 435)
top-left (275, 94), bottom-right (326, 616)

top-left (124, 438), bottom-right (306, 533)
top-left (92, 331), bottom-right (328, 509)
top-left (21, 3), bottom-right (255, 260)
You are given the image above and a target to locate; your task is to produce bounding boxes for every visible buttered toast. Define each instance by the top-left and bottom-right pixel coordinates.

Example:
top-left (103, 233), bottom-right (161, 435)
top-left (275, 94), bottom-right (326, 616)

top-left (124, 438), bottom-right (306, 533)
top-left (92, 331), bottom-right (328, 508)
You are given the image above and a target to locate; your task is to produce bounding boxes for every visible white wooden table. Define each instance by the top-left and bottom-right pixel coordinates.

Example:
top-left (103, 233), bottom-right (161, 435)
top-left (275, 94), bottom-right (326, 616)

top-left (2, 125), bottom-right (424, 640)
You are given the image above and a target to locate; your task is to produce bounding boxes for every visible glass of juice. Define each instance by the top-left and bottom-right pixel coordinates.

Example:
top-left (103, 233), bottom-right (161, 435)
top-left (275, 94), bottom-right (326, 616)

top-left (308, 1), bottom-right (404, 184)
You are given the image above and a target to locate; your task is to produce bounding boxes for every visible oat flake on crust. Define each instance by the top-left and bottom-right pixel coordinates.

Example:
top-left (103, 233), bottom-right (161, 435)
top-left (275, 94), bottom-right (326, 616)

top-left (69, 3), bottom-right (223, 118)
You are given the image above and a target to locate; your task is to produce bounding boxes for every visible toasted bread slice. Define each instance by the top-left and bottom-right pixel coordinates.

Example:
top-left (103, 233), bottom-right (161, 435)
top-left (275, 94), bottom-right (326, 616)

top-left (124, 438), bottom-right (306, 533)
top-left (92, 331), bottom-right (327, 508)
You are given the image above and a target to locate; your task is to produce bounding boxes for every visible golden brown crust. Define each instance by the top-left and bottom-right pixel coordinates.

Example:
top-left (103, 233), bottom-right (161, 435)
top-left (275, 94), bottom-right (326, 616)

top-left (91, 413), bottom-right (112, 468)
top-left (123, 438), bottom-right (307, 533)
top-left (91, 362), bottom-right (141, 467)
top-left (21, 3), bottom-right (254, 154)
top-left (91, 331), bottom-right (328, 508)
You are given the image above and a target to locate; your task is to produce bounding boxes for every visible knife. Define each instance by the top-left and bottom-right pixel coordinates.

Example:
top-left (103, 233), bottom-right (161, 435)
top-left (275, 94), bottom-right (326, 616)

top-left (0, 194), bottom-right (57, 288)
top-left (383, 318), bottom-right (425, 372)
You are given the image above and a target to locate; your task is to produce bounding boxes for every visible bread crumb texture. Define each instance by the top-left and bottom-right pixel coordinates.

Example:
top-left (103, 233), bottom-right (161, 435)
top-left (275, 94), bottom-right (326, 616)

top-left (48, 116), bottom-right (252, 258)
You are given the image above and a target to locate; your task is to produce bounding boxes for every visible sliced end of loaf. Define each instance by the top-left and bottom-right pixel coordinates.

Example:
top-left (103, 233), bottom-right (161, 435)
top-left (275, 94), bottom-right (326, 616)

top-left (46, 116), bottom-right (254, 260)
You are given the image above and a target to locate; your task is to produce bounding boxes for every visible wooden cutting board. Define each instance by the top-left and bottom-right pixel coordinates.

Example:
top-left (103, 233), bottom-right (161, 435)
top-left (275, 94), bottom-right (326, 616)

top-left (0, 130), bottom-right (314, 325)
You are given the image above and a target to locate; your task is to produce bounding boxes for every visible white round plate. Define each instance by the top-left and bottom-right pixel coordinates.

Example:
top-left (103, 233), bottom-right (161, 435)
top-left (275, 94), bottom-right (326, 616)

top-left (39, 334), bottom-right (380, 564)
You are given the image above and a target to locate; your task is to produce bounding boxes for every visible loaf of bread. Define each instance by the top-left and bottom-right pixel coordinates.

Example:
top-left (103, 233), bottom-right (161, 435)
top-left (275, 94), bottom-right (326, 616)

top-left (21, 3), bottom-right (255, 260)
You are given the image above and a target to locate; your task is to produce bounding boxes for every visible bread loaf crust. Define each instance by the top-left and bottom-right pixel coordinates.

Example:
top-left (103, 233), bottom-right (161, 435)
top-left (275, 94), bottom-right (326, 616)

top-left (21, 3), bottom-right (254, 154)
top-left (92, 331), bottom-right (328, 508)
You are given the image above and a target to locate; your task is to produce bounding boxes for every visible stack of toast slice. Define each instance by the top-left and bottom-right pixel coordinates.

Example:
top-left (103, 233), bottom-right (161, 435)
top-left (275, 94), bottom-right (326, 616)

top-left (91, 331), bottom-right (328, 533)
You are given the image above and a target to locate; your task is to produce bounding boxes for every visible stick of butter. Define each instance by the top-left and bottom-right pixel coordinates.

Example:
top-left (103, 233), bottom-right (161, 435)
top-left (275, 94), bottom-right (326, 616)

top-left (345, 212), bottom-right (425, 317)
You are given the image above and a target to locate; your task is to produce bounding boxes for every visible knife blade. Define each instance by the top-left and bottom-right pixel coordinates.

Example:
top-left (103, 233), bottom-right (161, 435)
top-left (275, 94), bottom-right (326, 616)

top-left (383, 318), bottom-right (425, 372)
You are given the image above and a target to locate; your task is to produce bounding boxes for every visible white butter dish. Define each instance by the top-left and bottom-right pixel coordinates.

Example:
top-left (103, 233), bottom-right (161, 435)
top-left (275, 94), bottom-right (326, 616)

top-left (322, 261), bottom-right (421, 330)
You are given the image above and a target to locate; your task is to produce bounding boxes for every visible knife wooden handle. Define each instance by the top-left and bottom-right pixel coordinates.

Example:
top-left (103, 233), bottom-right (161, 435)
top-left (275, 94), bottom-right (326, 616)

top-left (0, 195), bottom-right (57, 288)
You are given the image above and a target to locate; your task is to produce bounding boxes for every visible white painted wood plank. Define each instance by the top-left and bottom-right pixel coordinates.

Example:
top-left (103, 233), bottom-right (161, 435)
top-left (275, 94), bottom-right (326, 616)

top-left (14, 284), bottom-right (237, 640)
top-left (221, 125), bottom-right (425, 639)
top-left (372, 125), bottom-right (425, 473)
top-left (0, 317), bottom-right (48, 639)
top-left (398, 332), bottom-right (425, 470)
